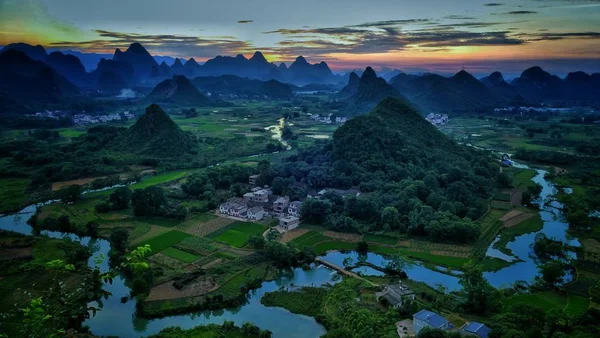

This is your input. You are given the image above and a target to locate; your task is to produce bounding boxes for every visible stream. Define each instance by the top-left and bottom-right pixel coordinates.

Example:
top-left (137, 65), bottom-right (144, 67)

top-left (265, 117), bottom-right (292, 150)
top-left (482, 162), bottom-right (580, 287)
top-left (0, 159), bottom-right (581, 337)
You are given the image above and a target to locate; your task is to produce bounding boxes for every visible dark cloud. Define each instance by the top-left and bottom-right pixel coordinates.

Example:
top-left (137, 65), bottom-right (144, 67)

top-left (443, 15), bottom-right (477, 20)
top-left (516, 31), bottom-right (600, 41)
top-left (50, 30), bottom-right (253, 58)
top-left (351, 19), bottom-right (432, 27)
top-left (501, 10), bottom-right (538, 14)
top-left (436, 21), bottom-right (506, 28)
top-left (237, 20), bottom-right (253, 24)
top-left (484, 3), bottom-right (504, 6)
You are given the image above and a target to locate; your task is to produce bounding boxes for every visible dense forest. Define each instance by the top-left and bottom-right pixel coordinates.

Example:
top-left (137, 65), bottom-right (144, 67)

top-left (257, 98), bottom-right (506, 243)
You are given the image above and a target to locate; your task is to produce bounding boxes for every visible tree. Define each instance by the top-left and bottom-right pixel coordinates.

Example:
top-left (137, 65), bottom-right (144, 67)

top-left (85, 221), bottom-right (99, 237)
top-left (459, 263), bottom-right (499, 315)
top-left (380, 207), bottom-right (400, 230)
top-left (109, 187), bottom-right (132, 210)
top-left (59, 185), bottom-right (81, 204)
top-left (248, 234), bottom-right (266, 249)
top-left (356, 241), bottom-right (368, 254)
top-left (540, 261), bottom-right (568, 287)
top-left (301, 199), bottom-right (332, 224)
top-left (131, 186), bottom-right (168, 217)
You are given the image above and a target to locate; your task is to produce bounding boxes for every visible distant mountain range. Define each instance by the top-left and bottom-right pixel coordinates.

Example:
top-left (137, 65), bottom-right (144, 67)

top-left (0, 41), bottom-right (599, 112)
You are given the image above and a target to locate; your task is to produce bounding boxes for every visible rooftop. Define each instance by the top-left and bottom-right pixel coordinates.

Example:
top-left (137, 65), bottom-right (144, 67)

top-left (289, 201), bottom-right (302, 207)
top-left (248, 206), bottom-right (264, 213)
top-left (280, 216), bottom-right (299, 222)
top-left (413, 309), bottom-right (449, 328)
top-left (463, 322), bottom-right (491, 338)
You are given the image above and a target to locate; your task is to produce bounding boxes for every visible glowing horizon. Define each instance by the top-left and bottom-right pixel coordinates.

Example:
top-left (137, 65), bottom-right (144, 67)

top-left (1, 0), bottom-right (599, 76)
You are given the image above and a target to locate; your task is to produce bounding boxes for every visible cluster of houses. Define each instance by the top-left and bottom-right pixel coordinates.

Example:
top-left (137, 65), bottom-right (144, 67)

top-left (218, 175), bottom-right (302, 232)
top-left (307, 113), bottom-right (348, 124)
top-left (376, 283), bottom-right (490, 338)
top-left (493, 106), bottom-right (573, 114)
top-left (426, 113), bottom-right (450, 126)
top-left (33, 110), bottom-right (62, 119)
top-left (72, 111), bottom-right (135, 125)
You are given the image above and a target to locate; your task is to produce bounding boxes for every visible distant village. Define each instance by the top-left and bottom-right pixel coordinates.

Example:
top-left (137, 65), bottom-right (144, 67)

top-left (30, 110), bottom-right (136, 126)
top-left (426, 113), bottom-right (449, 126)
top-left (493, 106), bottom-right (575, 114)
top-left (219, 174), bottom-right (360, 233)
top-left (307, 112), bottom-right (348, 124)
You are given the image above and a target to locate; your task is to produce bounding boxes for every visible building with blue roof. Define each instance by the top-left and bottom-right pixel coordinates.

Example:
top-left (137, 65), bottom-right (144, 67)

top-left (461, 322), bottom-right (491, 338)
top-left (413, 309), bottom-right (451, 335)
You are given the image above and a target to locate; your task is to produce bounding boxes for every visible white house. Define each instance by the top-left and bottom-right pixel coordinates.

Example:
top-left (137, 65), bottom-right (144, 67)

top-left (287, 201), bottom-right (302, 217)
top-left (247, 206), bottom-right (266, 221)
top-left (273, 196), bottom-right (290, 214)
top-left (413, 310), bottom-right (451, 335)
top-left (249, 174), bottom-right (259, 186)
top-left (279, 216), bottom-right (299, 231)
top-left (243, 189), bottom-right (270, 203)
top-left (219, 198), bottom-right (248, 217)
top-left (230, 204), bottom-right (247, 218)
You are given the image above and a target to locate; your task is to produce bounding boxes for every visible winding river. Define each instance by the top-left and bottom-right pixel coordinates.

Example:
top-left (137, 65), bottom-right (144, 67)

top-left (483, 162), bottom-right (580, 288)
top-left (0, 159), bottom-right (580, 337)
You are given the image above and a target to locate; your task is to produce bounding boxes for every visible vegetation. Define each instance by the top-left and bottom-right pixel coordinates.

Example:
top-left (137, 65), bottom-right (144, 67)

top-left (261, 287), bottom-right (328, 317)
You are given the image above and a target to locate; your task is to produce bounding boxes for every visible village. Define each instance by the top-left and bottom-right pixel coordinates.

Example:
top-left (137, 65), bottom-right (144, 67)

top-left (218, 174), bottom-right (303, 232)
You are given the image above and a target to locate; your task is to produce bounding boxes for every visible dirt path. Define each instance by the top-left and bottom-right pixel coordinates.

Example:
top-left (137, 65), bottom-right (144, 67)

top-left (323, 231), bottom-right (362, 242)
top-left (183, 216), bottom-right (235, 237)
top-left (280, 228), bottom-right (310, 243)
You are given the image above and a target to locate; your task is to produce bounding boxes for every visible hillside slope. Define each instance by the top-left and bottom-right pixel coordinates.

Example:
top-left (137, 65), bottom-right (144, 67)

top-left (119, 104), bottom-right (197, 156)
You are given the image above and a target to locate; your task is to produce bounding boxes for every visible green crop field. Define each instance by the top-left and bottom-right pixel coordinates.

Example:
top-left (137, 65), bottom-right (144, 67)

top-left (290, 231), bottom-right (332, 248)
top-left (564, 295), bottom-right (590, 316)
top-left (135, 230), bottom-right (191, 253)
top-left (161, 247), bottom-right (200, 263)
top-left (207, 221), bottom-right (268, 247)
top-left (214, 229), bottom-right (251, 248)
top-left (363, 233), bottom-right (399, 245)
top-left (502, 291), bottom-right (567, 311)
top-left (0, 178), bottom-right (30, 213)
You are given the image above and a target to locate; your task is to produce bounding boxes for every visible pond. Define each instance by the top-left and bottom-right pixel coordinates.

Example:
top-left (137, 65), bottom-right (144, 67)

top-left (318, 251), bottom-right (462, 292)
top-left (483, 164), bottom-right (580, 288)
top-left (0, 204), bottom-right (334, 338)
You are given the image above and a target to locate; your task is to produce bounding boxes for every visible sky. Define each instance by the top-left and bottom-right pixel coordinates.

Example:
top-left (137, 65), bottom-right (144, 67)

top-left (1, 0), bottom-right (599, 76)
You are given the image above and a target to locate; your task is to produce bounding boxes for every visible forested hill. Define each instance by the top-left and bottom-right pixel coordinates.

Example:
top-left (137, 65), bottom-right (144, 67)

top-left (264, 97), bottom-right (506, 243)
top-left (333, 97), bottom-right (460, 163)
top-left (118, 104), bottom-right (197, 156)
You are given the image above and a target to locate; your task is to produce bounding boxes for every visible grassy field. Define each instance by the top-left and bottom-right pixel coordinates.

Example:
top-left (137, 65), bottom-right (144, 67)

top-left (502, 291), bottom-right (567, 311)
top-left (494, 214), bottom-right (543, 256)
top-left (0, 178), bottom-right (30, 213)
top-left (510, 168), bottom-right (538, 191)
top-left (564, 294), bottom-right (590, 316)
top-left (161, 247), bottom-right (201, 263)
top-left (210, 221), bottom-right (268, 248)
top-left (289, 231), bottom-right (332, 248)
top-left (135, 230), bottom-right (191, 253)
top-left (363, 233), bottom-right (399, 245)
top-left (214, 230), bottom-right (251, 248)
top-left (261, 287), bottom-right (328, 317)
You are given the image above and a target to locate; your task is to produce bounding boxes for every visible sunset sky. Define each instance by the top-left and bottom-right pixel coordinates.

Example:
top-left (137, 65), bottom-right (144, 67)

top-left (1, 0), bottom-right (599, 76)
